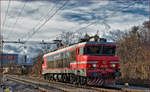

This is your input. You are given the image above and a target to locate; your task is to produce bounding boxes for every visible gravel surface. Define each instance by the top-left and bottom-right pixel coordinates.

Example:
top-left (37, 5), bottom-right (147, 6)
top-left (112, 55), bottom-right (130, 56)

top-left (1, 79), bottom-right (40, 92)
top-left (3, 75), bottom-right (100, 92)
top-left (1, 75), bottom-right (65, 92)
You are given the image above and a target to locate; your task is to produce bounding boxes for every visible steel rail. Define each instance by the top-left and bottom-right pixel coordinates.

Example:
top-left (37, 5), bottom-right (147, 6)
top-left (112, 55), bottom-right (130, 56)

top-left (16, 74), bottom-right (150, 92)
top-left (6, 75), bottom-right (75, 92)
top-left (6, 74), bottom-right (147, 92)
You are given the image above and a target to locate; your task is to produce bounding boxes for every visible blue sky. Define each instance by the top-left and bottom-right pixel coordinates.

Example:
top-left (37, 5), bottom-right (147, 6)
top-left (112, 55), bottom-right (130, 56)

top-left (1, 0), bottom-right (149, 57)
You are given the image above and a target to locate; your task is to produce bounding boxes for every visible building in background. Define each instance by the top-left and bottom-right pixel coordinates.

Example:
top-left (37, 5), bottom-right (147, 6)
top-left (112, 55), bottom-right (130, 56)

top-left (1, 53), bottom-right (28, 67)
top-left (1, 54), bottom-right (18, 66)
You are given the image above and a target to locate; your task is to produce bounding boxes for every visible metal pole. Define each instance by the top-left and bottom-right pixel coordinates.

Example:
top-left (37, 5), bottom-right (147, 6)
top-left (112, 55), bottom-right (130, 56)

top-left (0, 0), bottom-right (3, 85)
top-left (0, 0), bottom-right (2, 70)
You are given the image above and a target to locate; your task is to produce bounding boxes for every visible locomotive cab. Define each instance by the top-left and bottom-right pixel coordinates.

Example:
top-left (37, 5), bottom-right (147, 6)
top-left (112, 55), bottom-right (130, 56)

top-left (75, 42), bottom-right (121, 85)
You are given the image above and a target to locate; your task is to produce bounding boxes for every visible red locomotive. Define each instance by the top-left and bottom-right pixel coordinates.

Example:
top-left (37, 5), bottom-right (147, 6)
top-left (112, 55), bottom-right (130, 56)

top-left (42, 40), bottom-right (121, 86)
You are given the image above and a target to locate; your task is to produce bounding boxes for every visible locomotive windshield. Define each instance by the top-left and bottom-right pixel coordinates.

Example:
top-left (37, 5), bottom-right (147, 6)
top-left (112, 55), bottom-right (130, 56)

top-left (81, 46), bottom-right (116, 56)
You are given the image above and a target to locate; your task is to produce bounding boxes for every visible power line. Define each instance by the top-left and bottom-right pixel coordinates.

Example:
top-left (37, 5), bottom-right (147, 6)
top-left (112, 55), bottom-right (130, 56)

top-left (17, 1), bottom-right (134, 50)
top-left (20, 1), bottom-right (60, 41)
top-left (52, 2), bottom-right (136, 40)
top-left (2, 0), bottom-right (11, 32)
top-left (17, 0), bottom-right (69, 50)
top-left (23, 0), bottom-right (69, 42)
top-left (5, 1), bottom-right (28, 40)
top-left (73, 2), bottom-right (136, 33)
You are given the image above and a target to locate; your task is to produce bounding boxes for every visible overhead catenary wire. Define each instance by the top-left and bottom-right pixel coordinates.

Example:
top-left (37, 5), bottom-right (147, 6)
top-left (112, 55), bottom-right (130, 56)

top-left (50, 2), bottom-right (136, 40)
top-left (20, 1), bottom-right (60, 41)
top-left (17, 0), bottom-right (69, 50)
top-left (16, 1), bottom-right (61, 50)
top-left (5, 1), bottom-right (28, 40)
top-left (23, 0), bottom-right (69, 42)
top-left (16, 1), bottom-right (134, 50)
top-left (73, 2), bottom-right (137, 33)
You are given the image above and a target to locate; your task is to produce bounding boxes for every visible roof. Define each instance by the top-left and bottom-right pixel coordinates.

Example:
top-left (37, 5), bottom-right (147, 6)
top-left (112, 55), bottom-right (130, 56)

top-left (44, 41), bottom-right (116, 57)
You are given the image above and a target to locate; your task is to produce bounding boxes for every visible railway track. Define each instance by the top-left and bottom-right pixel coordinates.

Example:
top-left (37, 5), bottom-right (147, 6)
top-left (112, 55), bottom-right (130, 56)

top-left (5, 76), bottom-right (64, 92)
top-left (22, 75), bottom-right (150, 92)
top-left (4, 74), bottom-right (149, 92)
top-left (5, 75), bottom-right (101, 92)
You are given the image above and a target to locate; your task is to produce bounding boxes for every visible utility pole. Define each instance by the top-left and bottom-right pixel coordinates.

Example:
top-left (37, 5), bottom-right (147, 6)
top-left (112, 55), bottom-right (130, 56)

top-left (0, 11), bottom-right (3, 85)
top-left (0, 29), bottom-right (2, 71)
top-left (0, 33), bottom-right (2, 68)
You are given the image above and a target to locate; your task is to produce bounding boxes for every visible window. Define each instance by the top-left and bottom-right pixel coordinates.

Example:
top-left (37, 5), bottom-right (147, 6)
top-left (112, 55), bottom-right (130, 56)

top-left (47, 56), bottom-right (53, 62)
top-left (102, 46), bottom-right (116, 55)
top-left (82, 45), bottom-right (116, 56)
top-left (13, 56), bottom-right (17, 59)
top-left (3, 56), bottom-right (7, 59)
top-left (46, 48), bottom-right (77, 69)
top-left (79, 47), bottom-right (84, 55)
top-left (84, 46), bottom-right (101, 55)
top-left (47, 56), bottom-right (54, 68)
top-left (69, 49), bottom-right (76, 61)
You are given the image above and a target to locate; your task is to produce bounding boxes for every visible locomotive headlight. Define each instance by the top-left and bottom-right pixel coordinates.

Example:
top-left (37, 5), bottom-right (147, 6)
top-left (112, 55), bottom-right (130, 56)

top-left (111, 64), bottom-right (116, 68)
top-left (93, 64), bottom-right (97, 67)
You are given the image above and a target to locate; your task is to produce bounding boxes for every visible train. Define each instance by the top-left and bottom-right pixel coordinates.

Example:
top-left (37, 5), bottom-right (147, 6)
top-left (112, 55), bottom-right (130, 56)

top-left (42, 40), bottom-right (121, 86)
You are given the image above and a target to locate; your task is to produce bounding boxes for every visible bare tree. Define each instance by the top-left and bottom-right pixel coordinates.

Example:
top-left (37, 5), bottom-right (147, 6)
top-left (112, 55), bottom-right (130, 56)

top-left (107, 21), bottom-right (150, 81)
top-left (58, 31), bottom-right (85, 46)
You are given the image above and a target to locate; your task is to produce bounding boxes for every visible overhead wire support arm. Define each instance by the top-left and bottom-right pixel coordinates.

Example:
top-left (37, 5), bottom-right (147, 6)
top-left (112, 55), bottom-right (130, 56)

top-left (2, 40), bottom-right (55, 45)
